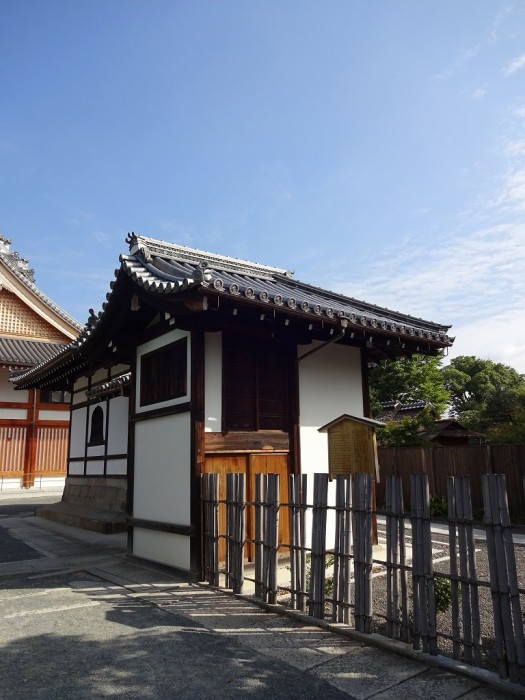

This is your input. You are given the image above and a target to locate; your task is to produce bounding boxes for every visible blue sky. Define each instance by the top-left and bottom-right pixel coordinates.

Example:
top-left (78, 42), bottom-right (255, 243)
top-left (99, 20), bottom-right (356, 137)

top-left (2, 2), bottom-right (525, 372)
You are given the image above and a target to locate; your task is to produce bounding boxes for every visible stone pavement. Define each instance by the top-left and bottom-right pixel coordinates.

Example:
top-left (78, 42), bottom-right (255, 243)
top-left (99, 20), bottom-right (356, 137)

top-left (0, 505), bottom-right (523, 699)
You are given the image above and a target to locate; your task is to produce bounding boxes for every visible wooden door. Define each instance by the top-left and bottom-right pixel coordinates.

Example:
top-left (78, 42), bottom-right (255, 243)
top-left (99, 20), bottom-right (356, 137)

top-left (203, 452), bottom-right (290, 562)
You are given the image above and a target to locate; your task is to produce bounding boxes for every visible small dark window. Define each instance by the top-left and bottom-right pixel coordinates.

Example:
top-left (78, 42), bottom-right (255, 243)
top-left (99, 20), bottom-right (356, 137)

top-left (140, 337), bottom-right (188, 407)
top-left (40, 389), bottom-right (72, 404)
top-left (89, 405), bottom-right (105, 445)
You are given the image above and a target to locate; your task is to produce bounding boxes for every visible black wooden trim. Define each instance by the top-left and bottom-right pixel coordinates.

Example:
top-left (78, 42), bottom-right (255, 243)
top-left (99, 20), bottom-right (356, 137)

top-left (69, 454), bottom-right (128, 463)
top-left (131, 401), bottom-right (191, 422)
top-left (127, 352), bottom-right (137, 555)
top-left (289, 343), bottom-right (301, 475)
top-left (64, 473), bottom-right (127, 479)
top-left (128, 517), bottom-right (195, 536)
top-left (360, 345), bottom-right (371, 418)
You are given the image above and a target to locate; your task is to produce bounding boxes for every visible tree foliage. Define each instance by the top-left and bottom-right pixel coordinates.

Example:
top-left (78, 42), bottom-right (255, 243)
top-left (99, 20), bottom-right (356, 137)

top-left (369, 353), bottom-right (525, 445)
top-left (369, 353), bottom-right (449, 447)
top-left (369, 353), bottom-right (449, 417)
top-left (442, 356), bottom-right (525, 441)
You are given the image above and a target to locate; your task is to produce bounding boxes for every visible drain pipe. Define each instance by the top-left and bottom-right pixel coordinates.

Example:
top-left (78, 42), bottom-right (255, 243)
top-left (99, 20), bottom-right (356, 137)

top-left (298, 323), bottom-right (346, 362)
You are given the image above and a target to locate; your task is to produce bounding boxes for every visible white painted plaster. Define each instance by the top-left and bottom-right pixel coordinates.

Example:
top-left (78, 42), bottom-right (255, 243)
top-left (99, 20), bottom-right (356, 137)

top-left (106, 458), bottom-right (127, 476)
top-left (91, 368), bottom-right (109, 384)
top-left (133, 529), bottom-right (190, 571)
top-left (69, 406), bottom-right (87, 459)
top-left (87, 445), bottom-right (105, 457)
top-left (135, 329), bottom-right (191, 414)
top-left (75, 376), bottom-right (89, 390)
top-left (38, 409), bottom-right (69, 421)
top-left (86, 460), bottom-right (105, 476)
top-left (72, 391), bottom-right (85, 406)
top-left (133, 413), bottom-right (191, 525)
top-left (107, 396), bottom-right (129, 454)
top-left (298, 342), bottom-right (363, 477)
top-left (68, 462), bottom-right (85, 476)
top-left (0, 369), bottom-right (28, 402)
top-left (110, 364), bottom-right (129, 377)
top-left (0, 408), bottom-right (26, 419)
top-left (298, 343), bottom-right (364, 545)
top-left (204, 331), bottom-right (222, 432)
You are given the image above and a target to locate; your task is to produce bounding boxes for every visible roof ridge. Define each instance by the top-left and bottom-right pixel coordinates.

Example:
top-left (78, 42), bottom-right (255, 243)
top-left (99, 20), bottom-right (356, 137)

top-left (126, 232), bottom-right (293, 279)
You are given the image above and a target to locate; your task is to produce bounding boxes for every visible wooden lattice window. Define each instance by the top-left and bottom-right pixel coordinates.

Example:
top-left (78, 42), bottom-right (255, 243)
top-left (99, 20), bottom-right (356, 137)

top-left (140, 337), bottom-right (188, 407)
top-left (222, 333), bottom-right (291, 432)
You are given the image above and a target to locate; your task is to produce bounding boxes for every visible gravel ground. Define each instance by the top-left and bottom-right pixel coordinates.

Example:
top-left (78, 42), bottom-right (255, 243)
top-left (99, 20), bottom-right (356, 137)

top-left (369, 527), bottom-right (525, 676)
top-left (276, 525), bottom-right (525, 679)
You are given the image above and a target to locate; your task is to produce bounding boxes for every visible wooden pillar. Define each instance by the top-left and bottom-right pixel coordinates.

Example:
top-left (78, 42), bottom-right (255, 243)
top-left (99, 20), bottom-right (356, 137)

top-left (23, 389), bottom-right (37, 488)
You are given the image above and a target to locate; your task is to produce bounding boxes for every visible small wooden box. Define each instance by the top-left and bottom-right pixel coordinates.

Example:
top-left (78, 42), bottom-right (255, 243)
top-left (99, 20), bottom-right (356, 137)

top-left (318, 414), bottom-right (384, 481)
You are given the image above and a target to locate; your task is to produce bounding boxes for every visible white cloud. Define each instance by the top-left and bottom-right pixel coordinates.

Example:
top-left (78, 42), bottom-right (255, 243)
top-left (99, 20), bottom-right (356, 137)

top-left (447, 310), bottom-right (525, 374)
top-left (504, 138), bottom-right (525, 158)
top-left (502, 54), bottom-right (525, 77)
top-left (472, 88), bottom-right (486, 100)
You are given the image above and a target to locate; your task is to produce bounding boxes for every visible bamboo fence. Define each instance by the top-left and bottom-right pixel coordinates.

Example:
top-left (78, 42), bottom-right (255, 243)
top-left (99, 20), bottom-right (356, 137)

top-left (201, 471), bottom-right (525, 687)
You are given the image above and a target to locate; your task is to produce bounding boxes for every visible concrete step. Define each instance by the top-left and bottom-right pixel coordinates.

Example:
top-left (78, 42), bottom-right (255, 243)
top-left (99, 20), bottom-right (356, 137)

top-left (37, 502), bottom-right (127, 534)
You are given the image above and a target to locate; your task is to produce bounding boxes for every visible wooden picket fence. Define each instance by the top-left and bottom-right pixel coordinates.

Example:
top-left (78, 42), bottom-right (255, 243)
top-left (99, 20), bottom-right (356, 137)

top-left (201, 471), bottom-right (525, 687)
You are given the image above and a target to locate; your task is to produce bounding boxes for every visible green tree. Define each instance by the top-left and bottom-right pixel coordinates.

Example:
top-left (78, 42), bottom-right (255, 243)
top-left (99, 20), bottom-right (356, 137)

top-left (369, 353), bottom-right (449, 417)
top-left (442, 356), bottom-right (525, 438)
top-left (369, 353), bottom-right (449, 447)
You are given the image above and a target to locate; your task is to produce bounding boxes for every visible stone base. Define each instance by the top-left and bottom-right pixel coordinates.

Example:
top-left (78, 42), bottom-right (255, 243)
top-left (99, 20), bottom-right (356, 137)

top-left (37, 476), bottom-right (127, 534)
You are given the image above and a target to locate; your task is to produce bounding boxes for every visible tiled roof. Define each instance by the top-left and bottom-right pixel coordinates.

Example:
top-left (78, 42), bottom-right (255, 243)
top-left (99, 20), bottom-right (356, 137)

top-left (12, 233), bottom-right (454, 389)
top-left (0, 237), bottom-right (82, 334)
top-left (85, 373), bottom-right (131, 400)
top-left (123, 234), bottom-right (452, 342)
top-left (0, 337), bottom-right (67, 369)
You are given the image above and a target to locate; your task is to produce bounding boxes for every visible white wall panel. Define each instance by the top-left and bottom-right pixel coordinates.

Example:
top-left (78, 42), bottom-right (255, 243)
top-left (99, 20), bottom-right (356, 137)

top-left (298, 342), bottom-right (363, 477)
top-left (69, 407), bottom-right (87, 458)
top-left (0, 370), bottom-right (28, 402)
top-left (39, 409), bottom-right (69, 421)
top-left (0, 408), bottom-right (26, 419)
top-left (133, 413), bottom-right (191, 525)
top-left (86, 460), bottom-right (105, 475)
top-left (107, 396), bottom-right (129, 454)
top-left (68, 461), bottom-right (85, 475)
top-left (133, 529), bottom-right (190, 570)
top-left (106, 458), bottom-right (127, 476)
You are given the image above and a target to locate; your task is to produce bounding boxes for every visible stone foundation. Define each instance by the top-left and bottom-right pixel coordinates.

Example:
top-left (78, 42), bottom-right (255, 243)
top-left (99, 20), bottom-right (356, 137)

top-left (37, 476), bottom-right (128, 534)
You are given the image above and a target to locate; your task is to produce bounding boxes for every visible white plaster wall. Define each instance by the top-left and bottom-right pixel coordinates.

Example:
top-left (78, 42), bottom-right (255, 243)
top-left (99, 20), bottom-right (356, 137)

top-left (106, 458), bottom-right (127, 476)
top-left (107, 396), bottom-right (129, 454)
top-left (204, 331), bottom-right (222, 432)
top-left (86, 460), bottom-right (105, 476)
top-left (133, 413), bottom-right (191, 525)
top-left (135, 329), bottom-right (191, 414)
top-left (298, 342), bottom-right (363, 477)
top-left (298, 342), bottom-right (364, 546)
top-left (69, 407), bottom-right (87, 459)
top-left (110, 364), bottom-right (129, 378)
top-left (133, 529), bottom-right (190, 571)
top-left (91, 368), bottom-right (109, 384)
top-left (69, 462), bottom-right (84, 476)
top-left (0, 408), bottom-right (26, 419)
top-left (39, 409), bottom-right (69, 421)
top-left (75, 376), bottom-right (89, 391)
top-left (87, 445), bottom-right (105, 457)
top-left (0, 369), bottom-right (28, 402)
top-left (72, 392), bottom-right (85, 406)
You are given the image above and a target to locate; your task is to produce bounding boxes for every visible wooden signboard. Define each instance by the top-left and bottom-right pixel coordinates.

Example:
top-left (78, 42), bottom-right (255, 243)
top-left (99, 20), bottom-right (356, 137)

top-left (318, 414), bottom-right (384, 481)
